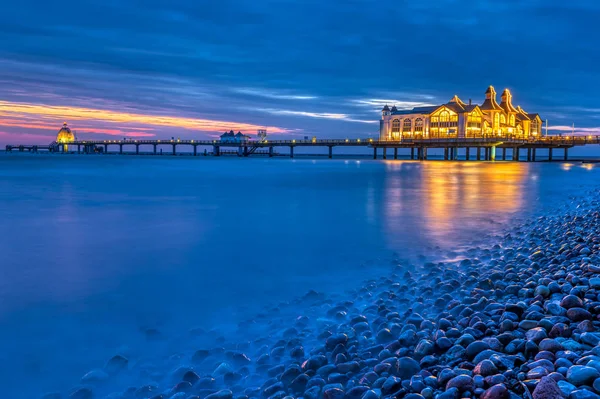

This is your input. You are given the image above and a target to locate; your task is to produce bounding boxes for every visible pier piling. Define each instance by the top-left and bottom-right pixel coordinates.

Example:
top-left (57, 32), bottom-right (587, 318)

top-left (328, 145), bottom-right (333, 159)
top-left (393, 147), bottom-right (398, 159)
top-left (549, 148), bottom-right (553, 161)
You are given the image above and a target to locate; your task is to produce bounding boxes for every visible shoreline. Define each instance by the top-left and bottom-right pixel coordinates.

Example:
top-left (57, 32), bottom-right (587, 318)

top-left (50, 188), bottom-right (600, 399)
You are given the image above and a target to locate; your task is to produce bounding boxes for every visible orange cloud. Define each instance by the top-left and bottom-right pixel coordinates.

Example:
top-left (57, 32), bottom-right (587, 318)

top-left (0, 100), bottom-right (288, 135)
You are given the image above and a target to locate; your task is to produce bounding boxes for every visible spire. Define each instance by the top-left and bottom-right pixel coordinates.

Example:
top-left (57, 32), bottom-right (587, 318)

top-left (449, 95), bottom-right (466, 106)
top-left (390, 105), bottom-right (398, 112)
top-left (382, 105), bottom-right (390, 112)
top-left (481, 85), bottom-right (501, 111)
top-left (500, 88), bottom-right (518, 113)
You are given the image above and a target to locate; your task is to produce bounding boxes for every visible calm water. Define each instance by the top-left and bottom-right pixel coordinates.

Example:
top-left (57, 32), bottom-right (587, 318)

top-left (0, 155), bottom-right (599, 398)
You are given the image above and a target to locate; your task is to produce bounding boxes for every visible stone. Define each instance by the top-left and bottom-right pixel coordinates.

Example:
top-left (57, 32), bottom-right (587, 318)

top-left (567, 366), bottom-right (600, 386)
top-left (466, 341), bottom-right (490, 359)
top-left (481, 384), bottom-right (509, 399)
top-left (445, 375), bottom-right (474, 392)
top-left (567, 308), bottom-right (593, 322)
top-left (69, 388), bottom-right (93, 399)
top-left (561, 295), bottom-right (584, 309)
top-left (81, 369), bottom-right (108, 384)
top-left (569, 389), bottom-right (600, 399)
top-left (532, 376), bottom-right (563, 399)
top-left (397, 357), bottom-right (420, 380)
top-left (473, 360), bottom-right (498, 376)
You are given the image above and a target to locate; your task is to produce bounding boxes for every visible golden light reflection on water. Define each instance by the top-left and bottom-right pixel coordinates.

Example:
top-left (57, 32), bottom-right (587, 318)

top-left (382, 161), bottom-right (530, 249)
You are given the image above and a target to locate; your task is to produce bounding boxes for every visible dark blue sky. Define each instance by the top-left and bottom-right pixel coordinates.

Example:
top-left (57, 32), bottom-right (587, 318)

top-left (1, 0), bottom-right (599, 143)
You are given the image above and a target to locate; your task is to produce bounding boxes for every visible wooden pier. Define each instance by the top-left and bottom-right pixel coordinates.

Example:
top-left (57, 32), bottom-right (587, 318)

top-left (5, 136), bottom-right (600, 161)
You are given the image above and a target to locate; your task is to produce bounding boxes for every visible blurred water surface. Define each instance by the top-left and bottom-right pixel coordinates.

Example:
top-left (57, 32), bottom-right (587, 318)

top-left (0, 155), bottom-right (598, 397)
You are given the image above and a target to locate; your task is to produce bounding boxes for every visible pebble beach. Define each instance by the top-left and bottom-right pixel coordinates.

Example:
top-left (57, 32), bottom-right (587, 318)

top-left (48, 187), bottom-right (600, 399)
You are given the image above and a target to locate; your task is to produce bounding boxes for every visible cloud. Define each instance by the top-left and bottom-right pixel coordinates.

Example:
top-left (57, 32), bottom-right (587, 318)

top-left (0, 100), bottom-right (289, 136)
top-left (232, 88), bottom-right (317, 100)
top-left (548, 125), bottom-right (600, 134)
top-left (252, 108), bottom-right (377, 124)
top-left (1, 0), bottom-right (600, 145)
top-left (351, 99), bottom-right (437, 111)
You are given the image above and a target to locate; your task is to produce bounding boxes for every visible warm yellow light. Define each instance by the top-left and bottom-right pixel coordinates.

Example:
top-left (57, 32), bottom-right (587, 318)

top-left (345, 139), bottom-right (349, 142)
top-left (588, 135), bottom-right (593, 139)
top-left (292, 139), bottom-right (296, 143)
top-left (357, 139), bottom-right (361, 142)
top-left (369, 138), bottom-right (373, 142)
top-left (565, 136), bottom-right (569, 139)
top-left (158, 139), bottom-right (161, 142)
top-left (191, 140), bottom-right (194, 143)
top-left (265, 140), bottom-right (268, 143)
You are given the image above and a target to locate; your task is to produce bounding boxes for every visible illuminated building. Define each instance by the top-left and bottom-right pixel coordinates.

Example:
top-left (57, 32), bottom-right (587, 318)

top-left (379, 86), bottom-right (543, 140)
top-left (56, 122), bottom-right (76, 149)
top-left (220, 130), bottom-right (250, 143)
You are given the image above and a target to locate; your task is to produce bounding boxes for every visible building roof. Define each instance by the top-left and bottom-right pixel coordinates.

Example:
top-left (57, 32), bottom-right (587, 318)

top-left (480, 85), bottom-right (502, 111)
top-left (235, 132), bottom-right (246, 138)
top-left (391, 105), bottom-right (438, 116)
top-left (449, 95), bottom-right (467, 106)
top-left (382, 105), bottom-right (390, 112)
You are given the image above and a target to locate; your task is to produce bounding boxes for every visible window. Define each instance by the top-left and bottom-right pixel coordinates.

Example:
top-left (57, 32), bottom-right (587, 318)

top-left (510, 115), bottom-right (515, 126)
top-left (391, 119), bottom-right (400, 133)
top-left (494, 113), bottom-right (500, 128)
top-left (531, 119), bottom-right (539, 135)
top-left (414, 118), bottom-right (424, 132)
top-left (440, 111), bottom-right (449, 124)
top-left (402, 118), bottom-right (412, 132)
top-left (500, 114), bottom-right (506, 124)
top-left (467, 112), bottom-right (482, 137)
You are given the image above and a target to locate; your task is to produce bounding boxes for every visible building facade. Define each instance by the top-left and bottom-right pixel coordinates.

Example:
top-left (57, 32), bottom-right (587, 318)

top-left (379, 86), bottom-right (543, 141)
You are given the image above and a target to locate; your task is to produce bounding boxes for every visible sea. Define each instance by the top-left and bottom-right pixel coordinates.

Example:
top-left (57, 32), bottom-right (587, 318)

top-left (0, 153), bottom-right (599, 398)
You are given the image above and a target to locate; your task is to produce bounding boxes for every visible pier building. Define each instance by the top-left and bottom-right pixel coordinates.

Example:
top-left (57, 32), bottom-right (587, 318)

top-left (379, 86), bottom-right (543, 141)
top-left (56, 122), bottom-right (76, 150)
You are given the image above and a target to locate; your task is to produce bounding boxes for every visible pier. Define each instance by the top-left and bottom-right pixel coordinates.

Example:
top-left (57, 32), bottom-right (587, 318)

top-left (5, 136), bottom-right (600, 161)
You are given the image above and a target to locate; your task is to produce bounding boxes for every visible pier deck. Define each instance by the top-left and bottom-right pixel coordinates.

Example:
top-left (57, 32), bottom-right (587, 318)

top-left (5, 136), bottom-right (600, 161)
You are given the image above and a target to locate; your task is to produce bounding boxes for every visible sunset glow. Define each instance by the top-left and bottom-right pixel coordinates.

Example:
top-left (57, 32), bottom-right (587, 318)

top-left (0, 100), bottom-right (289, 143)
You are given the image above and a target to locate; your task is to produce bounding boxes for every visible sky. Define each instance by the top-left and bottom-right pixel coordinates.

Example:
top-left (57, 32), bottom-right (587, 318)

top-left (1, 0), bottom-right (600, 145)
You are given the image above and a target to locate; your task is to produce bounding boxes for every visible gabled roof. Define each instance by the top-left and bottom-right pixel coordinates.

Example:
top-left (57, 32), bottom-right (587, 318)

top-left (449, 95), bottom-right (467, 106)
top-left (382, 105), bottom-right (390, 112)
top-left (235, 132), bottom-right (246, 137)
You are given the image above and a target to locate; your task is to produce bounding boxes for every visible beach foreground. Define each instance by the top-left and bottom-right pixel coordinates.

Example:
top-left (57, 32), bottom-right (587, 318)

top-left (48, 187), bottom-right (600, 399)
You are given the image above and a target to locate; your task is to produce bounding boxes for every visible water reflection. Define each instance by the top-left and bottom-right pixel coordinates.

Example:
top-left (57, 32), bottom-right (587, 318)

top-left (382, 161), bottom-right (529, 249)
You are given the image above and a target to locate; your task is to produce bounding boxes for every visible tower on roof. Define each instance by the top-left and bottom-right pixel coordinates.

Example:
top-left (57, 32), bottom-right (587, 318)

top-left (500, 88), bottom-right (518, 113)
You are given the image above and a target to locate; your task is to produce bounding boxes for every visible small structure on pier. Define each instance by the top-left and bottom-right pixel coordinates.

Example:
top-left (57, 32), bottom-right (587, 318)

top-left (56, 122), bottom-right (76, 150)
top-left (220, 130), bottom-right (250, 143)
